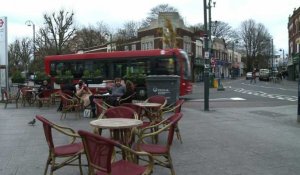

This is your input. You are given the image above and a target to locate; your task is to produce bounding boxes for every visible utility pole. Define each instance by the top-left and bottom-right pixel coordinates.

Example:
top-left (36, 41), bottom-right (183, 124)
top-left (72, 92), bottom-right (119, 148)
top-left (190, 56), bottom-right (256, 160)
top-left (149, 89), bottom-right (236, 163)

top-left (297, 42), bottom-right (300, 122)
top-left (203, 0), bottom-right (209, 111)
top-left (271, 38), bottom-right (274, 77)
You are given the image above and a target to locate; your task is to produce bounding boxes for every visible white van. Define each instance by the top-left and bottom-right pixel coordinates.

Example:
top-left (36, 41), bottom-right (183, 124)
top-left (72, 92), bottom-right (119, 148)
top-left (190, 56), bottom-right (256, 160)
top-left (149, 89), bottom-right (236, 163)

top-left (259, 69), bottom-right (270, 81)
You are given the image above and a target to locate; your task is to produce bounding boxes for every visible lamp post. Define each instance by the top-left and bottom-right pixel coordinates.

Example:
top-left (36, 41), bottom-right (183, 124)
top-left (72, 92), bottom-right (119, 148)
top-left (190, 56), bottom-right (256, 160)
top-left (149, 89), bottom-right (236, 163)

top-left (203, 0), bottom-right (209, 111)
top-left (279, 48), bottom-right (285, 68)
top-left (297, 41), bottom-right (300, 122)
top-left (208, 1), bottom-right (216, 43)
top-left (231, 40), bottom-right (238, 78)
top-left (203, 0), bottom-right (217, 110)
top-left (25, 20), bottom-right (35, 60)
top-left (271, 39), bottom-right (274, 77)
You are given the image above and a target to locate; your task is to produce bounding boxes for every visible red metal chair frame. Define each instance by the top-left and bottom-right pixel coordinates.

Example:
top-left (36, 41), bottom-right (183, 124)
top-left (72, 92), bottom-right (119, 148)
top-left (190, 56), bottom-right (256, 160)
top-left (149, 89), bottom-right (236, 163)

top-left (133, 113), bottom-right (183, 175)
top-left (3, 89), bottom-right (20, 108)
top-left (36, 89), bottom-right (54, 107)
top-left (93, 98), bottom-right (108, 118)
top-left (162, 99), bottom-right (185, 143)
top-left (36, 115), bottom-right (84, 175)
top-left (78, 130), bottom-right (153, 175)
top-left (59, 92), bottom-right (82, 120)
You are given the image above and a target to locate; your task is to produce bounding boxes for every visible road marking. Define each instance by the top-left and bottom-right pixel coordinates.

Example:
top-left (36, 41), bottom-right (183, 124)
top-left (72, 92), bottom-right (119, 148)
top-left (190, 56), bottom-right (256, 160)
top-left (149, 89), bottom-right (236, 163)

top-left (233, 88), bottom-right (297, 102)
top-left (241, 82), bottom-right (296, 92)
top-left (189, 97), bottom-right (246, 102)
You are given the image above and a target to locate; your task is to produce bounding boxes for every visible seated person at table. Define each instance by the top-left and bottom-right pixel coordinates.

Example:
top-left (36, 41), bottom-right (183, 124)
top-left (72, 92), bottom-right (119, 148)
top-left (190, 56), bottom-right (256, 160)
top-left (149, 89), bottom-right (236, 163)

top-left (106, 78), bottom-right (126, 106)
top-left (38, 80), bottom-right (52, 97)
top-left (76, 80), bottom-right (96, 118)
top-left (37, 80), bottom-right (53, 107)
top-left (119, 80), bottom-right (135, 104)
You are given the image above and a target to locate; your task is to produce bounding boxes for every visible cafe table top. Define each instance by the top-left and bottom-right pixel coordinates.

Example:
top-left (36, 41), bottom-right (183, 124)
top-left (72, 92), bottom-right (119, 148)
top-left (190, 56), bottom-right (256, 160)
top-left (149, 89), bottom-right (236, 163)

top-left (90, 118), bottom-right (143, 129)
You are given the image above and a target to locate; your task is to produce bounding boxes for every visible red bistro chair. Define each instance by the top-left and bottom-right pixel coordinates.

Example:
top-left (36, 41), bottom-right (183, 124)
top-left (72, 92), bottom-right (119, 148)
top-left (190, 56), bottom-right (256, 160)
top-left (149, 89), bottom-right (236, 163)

top-left (36, 89), bottom-right (54, 107)
top-left (161, 99), bottom-right (185, 143)
top-left (99, 106), bottom-right (138, 120)
top-left (36, 115), bottom-right (84, 175)
top-left (3, 89), bottom-right (20, 109)
top-left (93, 98), bottom-right (108, 118)
top-left (78, 130), bottom-right (153, 175)
top-left (133, 113), bottom-right (183, 175)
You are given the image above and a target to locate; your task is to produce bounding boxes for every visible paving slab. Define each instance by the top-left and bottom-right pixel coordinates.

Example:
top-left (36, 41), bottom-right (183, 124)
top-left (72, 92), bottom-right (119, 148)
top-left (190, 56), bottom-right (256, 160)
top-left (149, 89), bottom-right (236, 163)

top-left (0, 101), bottom-right (300, 175)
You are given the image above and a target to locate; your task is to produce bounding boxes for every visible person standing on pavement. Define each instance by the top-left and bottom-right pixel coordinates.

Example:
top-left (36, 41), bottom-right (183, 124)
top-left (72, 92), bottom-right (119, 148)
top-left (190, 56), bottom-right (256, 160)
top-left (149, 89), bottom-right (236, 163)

top-left (250, 68), bottom-right (256, 83)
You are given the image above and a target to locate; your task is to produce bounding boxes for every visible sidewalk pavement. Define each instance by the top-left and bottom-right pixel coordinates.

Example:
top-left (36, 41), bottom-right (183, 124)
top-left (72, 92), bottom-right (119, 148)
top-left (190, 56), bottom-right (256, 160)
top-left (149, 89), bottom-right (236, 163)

top-left (1, 102), bottom-right (300, 174)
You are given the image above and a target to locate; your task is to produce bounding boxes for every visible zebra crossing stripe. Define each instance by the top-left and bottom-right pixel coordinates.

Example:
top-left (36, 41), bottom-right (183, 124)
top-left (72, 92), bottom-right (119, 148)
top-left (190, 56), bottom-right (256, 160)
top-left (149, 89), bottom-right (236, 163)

top-left (233, 88), bottom-right (297, 102)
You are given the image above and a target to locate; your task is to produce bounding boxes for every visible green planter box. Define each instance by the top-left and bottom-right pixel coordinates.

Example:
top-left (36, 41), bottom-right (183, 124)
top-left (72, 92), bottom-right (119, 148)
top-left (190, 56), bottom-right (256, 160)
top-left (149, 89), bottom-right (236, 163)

top-left (55, 78), bottom-right (73, 84)
top-left (11, 78), bottom-right (25, 84)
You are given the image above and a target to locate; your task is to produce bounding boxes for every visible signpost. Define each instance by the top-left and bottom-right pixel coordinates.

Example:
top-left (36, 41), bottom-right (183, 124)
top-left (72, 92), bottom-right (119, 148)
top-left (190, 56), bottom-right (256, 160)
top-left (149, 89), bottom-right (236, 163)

top-left (0, 16), bottom-right (8, 98)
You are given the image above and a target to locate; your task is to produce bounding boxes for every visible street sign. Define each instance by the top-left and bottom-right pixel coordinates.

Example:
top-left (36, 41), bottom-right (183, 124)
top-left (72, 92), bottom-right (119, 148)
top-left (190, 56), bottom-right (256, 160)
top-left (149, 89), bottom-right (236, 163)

top-left (204, 52), bottom-right (209, 59)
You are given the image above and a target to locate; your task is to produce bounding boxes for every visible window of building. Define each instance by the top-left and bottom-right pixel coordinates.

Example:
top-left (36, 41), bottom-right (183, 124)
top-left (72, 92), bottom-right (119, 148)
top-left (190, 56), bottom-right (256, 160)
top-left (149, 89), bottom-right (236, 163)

top-left (124, 45), bottom-right (129, 51)
top-left (141, 36), bottom-right (154, 50)
top-left (131, 44), bottom-right (136, 51)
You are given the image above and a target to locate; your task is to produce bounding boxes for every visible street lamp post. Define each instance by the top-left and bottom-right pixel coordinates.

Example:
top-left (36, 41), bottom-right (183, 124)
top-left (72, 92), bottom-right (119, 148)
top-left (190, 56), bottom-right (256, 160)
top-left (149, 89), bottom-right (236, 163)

top-left (279, 48), bottom-right (285, 68)
top-left (25, 20), bottom-right (35, 61)
top-left (231, 40), bottom-right (238, 78)
top-left (203, 0), bottom-right (210, 111)
top-left (297, 42), bottom-right (300, 122)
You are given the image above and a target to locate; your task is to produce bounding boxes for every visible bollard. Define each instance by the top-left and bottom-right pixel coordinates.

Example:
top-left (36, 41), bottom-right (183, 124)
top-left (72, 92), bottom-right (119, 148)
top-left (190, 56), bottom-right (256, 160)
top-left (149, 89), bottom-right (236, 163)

top-left (217, 78), bottom-right (225, 91)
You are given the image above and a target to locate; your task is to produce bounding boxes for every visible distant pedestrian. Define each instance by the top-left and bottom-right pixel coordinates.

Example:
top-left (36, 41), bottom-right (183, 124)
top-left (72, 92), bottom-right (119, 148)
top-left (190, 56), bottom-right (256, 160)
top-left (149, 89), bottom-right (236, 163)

top-left (250, 68), bottom-right (256, 83)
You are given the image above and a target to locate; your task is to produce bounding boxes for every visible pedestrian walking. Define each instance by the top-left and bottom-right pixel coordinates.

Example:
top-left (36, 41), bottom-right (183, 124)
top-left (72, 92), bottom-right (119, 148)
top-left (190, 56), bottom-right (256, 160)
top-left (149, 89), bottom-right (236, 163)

top-left (250, 68), bottom-right (256, 83)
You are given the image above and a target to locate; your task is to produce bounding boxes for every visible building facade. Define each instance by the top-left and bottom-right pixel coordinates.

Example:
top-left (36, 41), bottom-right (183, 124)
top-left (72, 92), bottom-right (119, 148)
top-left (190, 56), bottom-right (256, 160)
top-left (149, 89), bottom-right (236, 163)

top-left (288, 7), bottom-right (300, 80)
top-left (81, 12), bottom-right (242, 82)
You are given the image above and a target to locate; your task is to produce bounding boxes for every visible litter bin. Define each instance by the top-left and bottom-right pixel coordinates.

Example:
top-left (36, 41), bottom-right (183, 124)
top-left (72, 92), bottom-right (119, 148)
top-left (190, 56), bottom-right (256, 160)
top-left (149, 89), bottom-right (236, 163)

top-left (146, 75), bottom-right (180, 105)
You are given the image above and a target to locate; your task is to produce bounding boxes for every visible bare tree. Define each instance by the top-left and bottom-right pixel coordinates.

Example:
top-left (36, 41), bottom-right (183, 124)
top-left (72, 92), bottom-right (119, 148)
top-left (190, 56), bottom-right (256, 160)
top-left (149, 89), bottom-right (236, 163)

top-left (239, 19), bottom-right (271, 70)
top-left (39, 9), bottom-right (76, 55)
top-left (141, 4), bottom-right (178, 27)
top-left (75, 22), bottom-right (110, 49)
top-left (189, 21), bottom-right (237, 42)
top-left (212, 21), bottom-right (237, 41)
top-left (115, 21), bottom-right (141, 50)
top-left (8, 38), bottom-right (32, 76)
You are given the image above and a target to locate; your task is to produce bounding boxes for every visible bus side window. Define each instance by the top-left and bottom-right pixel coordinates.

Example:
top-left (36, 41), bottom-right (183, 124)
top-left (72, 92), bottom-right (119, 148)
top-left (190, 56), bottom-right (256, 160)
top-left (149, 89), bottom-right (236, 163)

top-left (155, 58), bottom-right (175, 75)
top-left (50, 63), bottom-right (57, 76)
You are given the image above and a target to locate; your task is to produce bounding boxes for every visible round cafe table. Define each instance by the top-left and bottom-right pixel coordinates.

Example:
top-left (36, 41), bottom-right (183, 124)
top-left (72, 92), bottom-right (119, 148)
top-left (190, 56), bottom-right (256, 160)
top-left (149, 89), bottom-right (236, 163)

top-left (134, 102), bottom-right (162, 121)
top-left (90, 118), bottom-right (142, 146)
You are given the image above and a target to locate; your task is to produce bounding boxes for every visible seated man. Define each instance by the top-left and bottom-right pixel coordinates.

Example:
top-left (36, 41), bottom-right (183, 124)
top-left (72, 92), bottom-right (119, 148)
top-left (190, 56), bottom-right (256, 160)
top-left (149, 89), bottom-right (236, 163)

top-left (106, 78), bottom-right (126, 106)
top-left (37, 80), bottom-right (53, 107)
top-left (38, 80), bottom-right (52, 95)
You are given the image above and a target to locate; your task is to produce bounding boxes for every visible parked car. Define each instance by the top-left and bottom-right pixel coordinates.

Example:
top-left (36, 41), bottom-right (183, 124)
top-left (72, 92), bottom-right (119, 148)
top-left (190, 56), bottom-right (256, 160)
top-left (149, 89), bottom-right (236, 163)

top-left (246, 72), bottom-right (252, 80)
top-left (259, 69), bottom-right (270, 81)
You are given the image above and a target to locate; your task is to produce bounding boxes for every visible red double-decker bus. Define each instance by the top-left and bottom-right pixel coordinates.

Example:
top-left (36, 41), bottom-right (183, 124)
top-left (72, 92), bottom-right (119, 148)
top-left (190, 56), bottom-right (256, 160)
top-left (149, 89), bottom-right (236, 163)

top-left (44, 49), bottom-right (192, 99)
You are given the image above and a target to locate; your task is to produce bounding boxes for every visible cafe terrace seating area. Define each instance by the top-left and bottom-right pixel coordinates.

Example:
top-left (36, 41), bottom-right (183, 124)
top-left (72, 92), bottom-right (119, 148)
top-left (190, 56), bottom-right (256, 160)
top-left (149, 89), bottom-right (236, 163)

top-left (2, 83), bottom-right (185, 175)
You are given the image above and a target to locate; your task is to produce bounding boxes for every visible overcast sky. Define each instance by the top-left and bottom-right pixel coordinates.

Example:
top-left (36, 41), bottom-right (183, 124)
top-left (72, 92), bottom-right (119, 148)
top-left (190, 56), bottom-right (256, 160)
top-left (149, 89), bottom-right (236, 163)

top-left (1, 0), bottom-right (299, 55)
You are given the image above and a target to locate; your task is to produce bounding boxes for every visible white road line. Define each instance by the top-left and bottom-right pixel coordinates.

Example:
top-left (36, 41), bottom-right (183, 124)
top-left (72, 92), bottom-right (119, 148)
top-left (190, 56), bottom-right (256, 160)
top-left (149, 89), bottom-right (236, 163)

top-left (233, 88), bottom-right (297, 102)
top-left (189, 97), bottom-right (246, 102)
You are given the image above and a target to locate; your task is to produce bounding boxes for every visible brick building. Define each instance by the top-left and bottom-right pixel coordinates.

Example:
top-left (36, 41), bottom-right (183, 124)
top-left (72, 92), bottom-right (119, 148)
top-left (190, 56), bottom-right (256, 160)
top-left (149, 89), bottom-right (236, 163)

top-left (288, 7), bottom-right (300, 80)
